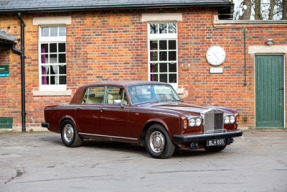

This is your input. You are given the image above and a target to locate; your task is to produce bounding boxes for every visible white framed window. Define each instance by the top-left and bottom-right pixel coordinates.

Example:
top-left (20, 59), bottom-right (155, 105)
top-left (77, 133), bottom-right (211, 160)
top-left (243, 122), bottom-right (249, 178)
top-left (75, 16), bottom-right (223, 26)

top-left (148, 22), bottom-right (178, 89)
top-left (38, 26), bottom-right (66, 91)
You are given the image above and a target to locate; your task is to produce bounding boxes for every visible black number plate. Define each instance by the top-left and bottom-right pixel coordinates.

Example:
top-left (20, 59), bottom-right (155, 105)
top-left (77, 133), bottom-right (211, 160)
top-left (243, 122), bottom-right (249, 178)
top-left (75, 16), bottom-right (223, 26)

top-left (206, 139), bottom-right (225, 147)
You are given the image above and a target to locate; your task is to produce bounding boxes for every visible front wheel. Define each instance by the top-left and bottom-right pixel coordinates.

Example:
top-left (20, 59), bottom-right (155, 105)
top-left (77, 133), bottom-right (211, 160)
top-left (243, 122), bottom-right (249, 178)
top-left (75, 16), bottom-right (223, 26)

top-left (145, 124), bottom-right (176, 159)
top-left (61, 120), bottom-right (83, 147)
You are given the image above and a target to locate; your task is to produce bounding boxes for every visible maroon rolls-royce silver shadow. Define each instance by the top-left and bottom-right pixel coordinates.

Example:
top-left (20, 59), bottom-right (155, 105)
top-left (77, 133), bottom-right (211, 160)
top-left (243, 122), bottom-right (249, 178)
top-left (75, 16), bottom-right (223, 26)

top-left (42, 81), bottom-right (242, 158)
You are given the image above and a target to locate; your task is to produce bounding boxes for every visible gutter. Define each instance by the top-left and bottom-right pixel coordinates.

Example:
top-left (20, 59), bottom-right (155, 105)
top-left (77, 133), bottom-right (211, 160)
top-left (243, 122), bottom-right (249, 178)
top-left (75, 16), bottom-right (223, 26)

top-left (0, 3), bottom-right (232, 14)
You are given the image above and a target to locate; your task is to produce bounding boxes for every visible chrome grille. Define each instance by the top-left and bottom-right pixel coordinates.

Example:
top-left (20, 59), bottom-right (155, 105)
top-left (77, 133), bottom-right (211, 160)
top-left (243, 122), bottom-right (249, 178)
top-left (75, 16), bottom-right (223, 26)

top-left (204, 110), bottom-right (224, 133)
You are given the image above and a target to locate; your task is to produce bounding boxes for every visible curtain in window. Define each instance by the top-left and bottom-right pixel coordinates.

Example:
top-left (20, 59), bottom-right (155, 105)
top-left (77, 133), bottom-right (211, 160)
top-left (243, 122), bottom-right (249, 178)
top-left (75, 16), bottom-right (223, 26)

top-left (41, 47), bottom-right (47, 85)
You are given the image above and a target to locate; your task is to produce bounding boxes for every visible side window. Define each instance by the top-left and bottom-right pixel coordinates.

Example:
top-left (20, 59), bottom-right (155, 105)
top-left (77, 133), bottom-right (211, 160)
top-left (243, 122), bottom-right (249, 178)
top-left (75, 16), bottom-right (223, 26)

top-left (82, 86), bottom-right (105, 104)
top-left (106, 86), bottom-right (128, 105)
top-left (128, 85), bottom-right (153, 104)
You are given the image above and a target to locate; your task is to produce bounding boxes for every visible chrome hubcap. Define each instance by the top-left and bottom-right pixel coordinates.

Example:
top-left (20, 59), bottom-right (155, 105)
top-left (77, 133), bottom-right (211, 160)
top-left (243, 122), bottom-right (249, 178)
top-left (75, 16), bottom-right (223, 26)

top-left (149, 131), bottom-right (165, 153)
top-left (63, 124), bottom-right (74, 143)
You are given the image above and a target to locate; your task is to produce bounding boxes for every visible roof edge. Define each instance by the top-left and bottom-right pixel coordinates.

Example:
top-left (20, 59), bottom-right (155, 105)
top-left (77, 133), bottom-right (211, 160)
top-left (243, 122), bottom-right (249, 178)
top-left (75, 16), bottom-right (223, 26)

top-left (0, 3), bottom-right (232, 14)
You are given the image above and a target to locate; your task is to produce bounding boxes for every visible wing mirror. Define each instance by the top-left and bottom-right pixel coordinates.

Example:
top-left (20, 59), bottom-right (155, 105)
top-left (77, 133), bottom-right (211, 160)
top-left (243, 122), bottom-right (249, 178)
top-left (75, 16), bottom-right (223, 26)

top-left (113, 100), bottom-right (122, 105)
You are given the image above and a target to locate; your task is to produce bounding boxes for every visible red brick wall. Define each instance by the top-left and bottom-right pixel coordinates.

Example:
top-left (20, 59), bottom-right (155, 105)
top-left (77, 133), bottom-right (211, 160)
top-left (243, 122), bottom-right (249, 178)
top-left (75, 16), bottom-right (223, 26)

top-left (0, 8), bottom-right (286, 130)
top-left (0, 48), bottom-right (22, 128)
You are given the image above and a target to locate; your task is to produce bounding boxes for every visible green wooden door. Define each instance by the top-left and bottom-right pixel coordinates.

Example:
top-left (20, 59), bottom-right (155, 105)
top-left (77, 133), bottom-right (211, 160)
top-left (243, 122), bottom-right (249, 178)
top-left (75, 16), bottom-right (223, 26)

top-left (256, 55), bottom-right (284, 128)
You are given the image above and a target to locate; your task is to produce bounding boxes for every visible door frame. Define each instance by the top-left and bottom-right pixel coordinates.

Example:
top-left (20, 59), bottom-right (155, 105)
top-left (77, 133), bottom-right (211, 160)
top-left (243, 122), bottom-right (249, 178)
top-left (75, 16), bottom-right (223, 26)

top-left (254, 54), bottom-right (285, 128)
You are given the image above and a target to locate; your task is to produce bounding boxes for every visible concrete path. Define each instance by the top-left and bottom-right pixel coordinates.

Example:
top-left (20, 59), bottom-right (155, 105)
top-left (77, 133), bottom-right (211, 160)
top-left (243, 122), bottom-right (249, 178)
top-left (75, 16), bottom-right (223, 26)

top-left (0, 130), bottom-right (286, 192)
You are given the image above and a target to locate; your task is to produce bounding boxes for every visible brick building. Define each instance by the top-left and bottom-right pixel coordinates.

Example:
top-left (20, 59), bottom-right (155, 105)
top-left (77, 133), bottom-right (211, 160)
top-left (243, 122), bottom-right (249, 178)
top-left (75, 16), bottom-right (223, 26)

top-left (0, 0), bottom-right (286, 131)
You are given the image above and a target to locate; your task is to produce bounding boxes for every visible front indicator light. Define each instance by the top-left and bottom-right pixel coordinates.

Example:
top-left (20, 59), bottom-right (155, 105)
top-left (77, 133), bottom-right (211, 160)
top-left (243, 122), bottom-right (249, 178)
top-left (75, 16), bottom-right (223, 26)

top-left (184, 120), bottom-right (188, 129)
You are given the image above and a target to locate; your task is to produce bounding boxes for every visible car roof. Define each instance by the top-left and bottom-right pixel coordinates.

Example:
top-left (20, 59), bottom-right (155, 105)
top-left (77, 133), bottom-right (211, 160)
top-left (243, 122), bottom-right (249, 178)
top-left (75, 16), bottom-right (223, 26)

top-left (81, 81), bottom-right (168, 88)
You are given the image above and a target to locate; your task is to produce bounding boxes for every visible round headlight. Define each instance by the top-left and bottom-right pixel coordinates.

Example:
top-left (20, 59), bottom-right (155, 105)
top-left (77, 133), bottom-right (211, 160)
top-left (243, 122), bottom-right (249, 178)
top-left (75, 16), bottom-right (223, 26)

top-left (195, 118), bottom-right (201, 126)
top-left (189, 118), bottom-right (195, 127)
top-left (224, 116), bottom-right (230, 124)
top-left (230, 116), bottom-right (235, 123)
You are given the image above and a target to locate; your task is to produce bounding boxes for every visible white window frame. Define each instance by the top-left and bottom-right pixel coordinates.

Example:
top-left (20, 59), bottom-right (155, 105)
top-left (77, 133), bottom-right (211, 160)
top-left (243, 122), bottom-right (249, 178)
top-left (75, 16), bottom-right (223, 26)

top-left (38, 25), bottom-right (67, 91)
top-left (148, 22), bottom-right (178, 89)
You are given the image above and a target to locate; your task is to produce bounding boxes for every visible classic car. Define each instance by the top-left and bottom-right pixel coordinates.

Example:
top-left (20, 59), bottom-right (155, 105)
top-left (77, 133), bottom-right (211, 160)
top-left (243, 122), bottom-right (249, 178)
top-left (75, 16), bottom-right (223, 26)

top-left (42, 81), bottom-right (242, 158)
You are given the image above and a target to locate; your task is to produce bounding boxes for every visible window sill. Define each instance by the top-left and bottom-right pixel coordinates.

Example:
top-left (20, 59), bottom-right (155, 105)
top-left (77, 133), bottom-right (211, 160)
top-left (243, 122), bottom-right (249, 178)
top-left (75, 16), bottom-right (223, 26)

top-left (33, 90), bottom-right (72, 97)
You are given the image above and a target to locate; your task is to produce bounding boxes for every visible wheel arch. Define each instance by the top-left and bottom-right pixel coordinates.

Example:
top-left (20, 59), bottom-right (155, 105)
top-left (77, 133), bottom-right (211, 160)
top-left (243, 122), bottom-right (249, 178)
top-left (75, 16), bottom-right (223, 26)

top-left (140, 119), bottom-right (171, 143)
top-left (59, 116), bottom-right (78, 132)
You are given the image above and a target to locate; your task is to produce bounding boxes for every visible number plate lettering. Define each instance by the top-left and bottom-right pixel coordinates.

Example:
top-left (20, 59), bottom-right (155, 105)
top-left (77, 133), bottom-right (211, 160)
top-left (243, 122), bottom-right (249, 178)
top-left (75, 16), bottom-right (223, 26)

top-left (206, 139), bottom-right (225, 147)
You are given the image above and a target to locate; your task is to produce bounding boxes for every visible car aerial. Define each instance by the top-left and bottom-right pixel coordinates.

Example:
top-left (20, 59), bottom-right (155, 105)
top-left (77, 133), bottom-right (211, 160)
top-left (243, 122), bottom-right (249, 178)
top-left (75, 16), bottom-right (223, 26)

top-left (42, 81), bottom-right (243, 158)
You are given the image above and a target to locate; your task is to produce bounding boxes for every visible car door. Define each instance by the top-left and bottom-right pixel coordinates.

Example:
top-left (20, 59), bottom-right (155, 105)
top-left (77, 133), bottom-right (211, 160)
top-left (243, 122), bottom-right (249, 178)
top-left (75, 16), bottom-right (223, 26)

top-left (75, 86), bottom-right (105, 134)
top-left (99, 86), bottom-right (132, 138)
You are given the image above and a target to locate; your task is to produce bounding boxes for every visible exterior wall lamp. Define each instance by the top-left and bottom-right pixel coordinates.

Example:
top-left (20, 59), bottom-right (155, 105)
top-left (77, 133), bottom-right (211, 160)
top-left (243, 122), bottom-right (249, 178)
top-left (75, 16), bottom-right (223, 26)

top-left (266, 39), bottom-right (274, 46)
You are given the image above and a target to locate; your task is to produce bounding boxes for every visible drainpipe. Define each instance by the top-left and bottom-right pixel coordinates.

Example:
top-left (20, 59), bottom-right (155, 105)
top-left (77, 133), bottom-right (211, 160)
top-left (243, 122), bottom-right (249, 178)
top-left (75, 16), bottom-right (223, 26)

top-left (243, 27), bottom-right (247, 86)
top-left (17, 12), bottom-right (26, 132)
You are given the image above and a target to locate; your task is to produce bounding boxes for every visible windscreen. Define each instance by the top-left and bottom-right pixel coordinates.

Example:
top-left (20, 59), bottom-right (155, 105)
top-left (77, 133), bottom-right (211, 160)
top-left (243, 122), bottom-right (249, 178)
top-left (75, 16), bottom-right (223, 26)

top-left (127, 84), bottom-right (181, 105)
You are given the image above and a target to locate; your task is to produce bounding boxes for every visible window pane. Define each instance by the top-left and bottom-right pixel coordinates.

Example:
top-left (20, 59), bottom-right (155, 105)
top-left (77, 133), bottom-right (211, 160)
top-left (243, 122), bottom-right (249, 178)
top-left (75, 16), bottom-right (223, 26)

top-left (159, 24), bottom-right (167, 34)
top-left (150, 52), bottom-right (158, 61)
top-left (41, 76), bottom-right (48, 85)
top-left (59, 26), bottom-right (66, 36)
top-left (168, 23), bottom-right (177, 33)
top-left (159, 40), bottom-right (167, 50)
top-left (150, 63), bottom-right (158, 73)
top-left (41, 65), bottom-right (48, 75)
top-left (50, 75), bottom-right (55, 84)
top-left (50, 54), bottom-right (57, 63)
top-left (169, 63), bottom-right (177, 72)
top-left (169, 74), bottom-right (177, 83)
top-left (50, 65), bottom-right (58, 75)
top-left (42, 27), bottom-right (49, 37)
top-left (59, 54), bottom-right (66, 63)
top-left (160, 74), bottom-right (167, 83)
top-left (50, 27), bottom-right (57, 36)
top-left (150, 41), bottom-right (158, 50)
top-left (106, 86), bottom-right (123, 104)
top-left (41, 44), bottom-right (48, 53)
top-left (169, 51), bottom-right (176, 61)
top-left (59, 76), bottom-right (66, 84)
top-left (169, 40), bottom-right (176, 50)
top-left (59, 65), bottom-right (66, 74)
top-left (160, 63), bottom-right (167, 72)
top-left (150, 24), bottom-right (158, 34)
top-left (150, 74), bottom-right (158, 81)
top-left (41, 54), bottom-right (48, 64)
top-left (89, 87), bottom-right (105, 97)
top-left (159, 51), bottom-right (167, 61)
top-left (83, 86), bottom-right (105, 104)
top-left (59, 43), bottom-right (66, 52)
top-left (50, 43), bottom-right (57, 53)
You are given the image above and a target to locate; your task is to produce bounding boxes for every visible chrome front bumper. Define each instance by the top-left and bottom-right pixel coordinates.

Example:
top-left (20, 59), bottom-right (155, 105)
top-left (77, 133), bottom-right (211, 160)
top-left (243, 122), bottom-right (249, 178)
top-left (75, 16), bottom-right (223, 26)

top-left (173, 130), bottom-right (243, 143)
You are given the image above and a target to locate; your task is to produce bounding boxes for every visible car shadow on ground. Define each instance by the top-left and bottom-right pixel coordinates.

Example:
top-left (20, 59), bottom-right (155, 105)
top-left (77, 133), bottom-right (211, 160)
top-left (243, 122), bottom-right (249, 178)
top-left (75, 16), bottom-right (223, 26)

top-left (41, 135), bottom-right (221, 158)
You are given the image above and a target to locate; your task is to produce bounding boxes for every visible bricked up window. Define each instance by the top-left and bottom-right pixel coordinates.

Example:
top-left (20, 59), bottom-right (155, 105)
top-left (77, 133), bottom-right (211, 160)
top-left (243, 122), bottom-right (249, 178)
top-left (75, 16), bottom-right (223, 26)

top-left (148, 23), bottom-right (178, 89)
top-left (39, 26), bottom-right (66, 91)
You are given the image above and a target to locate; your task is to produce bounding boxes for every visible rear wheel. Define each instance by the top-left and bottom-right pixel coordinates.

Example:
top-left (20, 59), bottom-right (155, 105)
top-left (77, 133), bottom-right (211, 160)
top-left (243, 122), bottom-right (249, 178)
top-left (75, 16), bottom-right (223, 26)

top-left (145, 124), bottom-right (175, 159)
top-left (204, 146), bottom-right (226, 152)
top-left (61, 120), bottom-right (83, 147)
